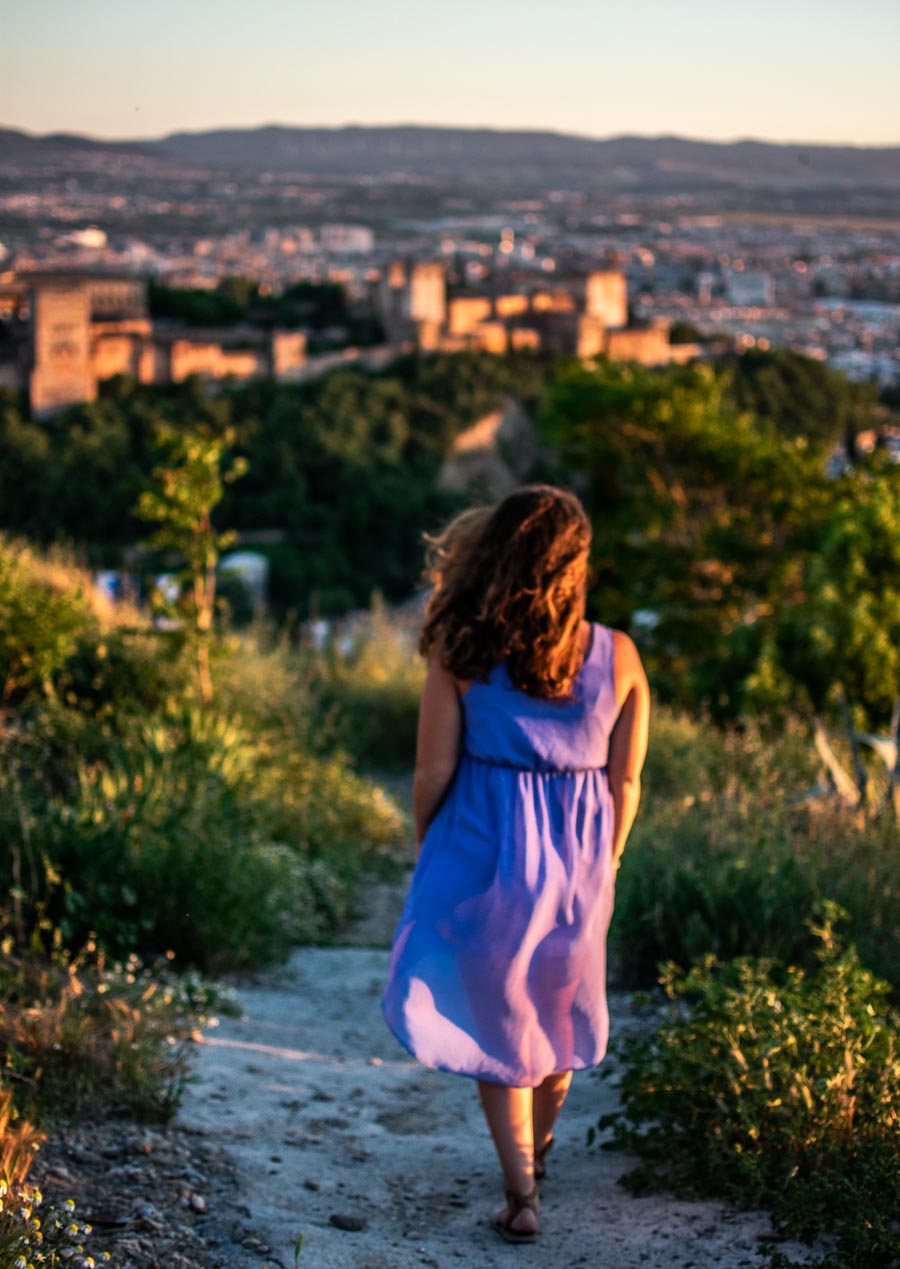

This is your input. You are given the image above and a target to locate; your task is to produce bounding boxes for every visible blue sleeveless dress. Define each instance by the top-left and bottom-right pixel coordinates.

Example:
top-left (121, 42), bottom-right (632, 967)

top-left (381, 623), bottom-right (619, 1087)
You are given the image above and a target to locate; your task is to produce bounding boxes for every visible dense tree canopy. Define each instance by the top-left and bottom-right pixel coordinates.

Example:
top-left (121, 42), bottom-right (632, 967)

top-left (0, 348), bottom-right (894, 726)
top-left (0, 351), bottom-right (551, 614)
top-left (538, 358), bottom-right (897, 727)
top-left (722, 348), bottom-right (881, 445)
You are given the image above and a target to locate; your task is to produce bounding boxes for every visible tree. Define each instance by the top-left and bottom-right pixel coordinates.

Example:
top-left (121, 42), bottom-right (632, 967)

top-left (537, 358), bottom-right (827, 715)
top-left (774, 462), bottom-right (900, 810)
top-left (137, 425), bottom-right (247, 703)
top-left (723, 349), bottom-right (880, 446)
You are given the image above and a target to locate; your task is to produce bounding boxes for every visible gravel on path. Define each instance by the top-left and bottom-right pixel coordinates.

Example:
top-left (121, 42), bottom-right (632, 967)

top-left (177, 914), bottom-right (819, 1269)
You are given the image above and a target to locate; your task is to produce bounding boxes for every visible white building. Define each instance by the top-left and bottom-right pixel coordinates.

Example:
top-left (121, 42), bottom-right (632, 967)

top-left (318, 224), bottom-right (375, 255)
top-left (727, 271), bottom-right (774, 307)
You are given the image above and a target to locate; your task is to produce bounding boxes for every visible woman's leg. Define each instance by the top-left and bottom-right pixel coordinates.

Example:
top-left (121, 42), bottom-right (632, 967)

top-left (477, 1080), bottom-right (538, 1233)
top-left (533, 1070), bottom-right (572, 1156)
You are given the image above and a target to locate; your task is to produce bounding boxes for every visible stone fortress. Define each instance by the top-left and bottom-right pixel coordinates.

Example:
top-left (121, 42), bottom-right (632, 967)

top-left (0, 263), bottom-right (697, 418)
top-left (376, 261), bottom-right (698, 365)
top-left (0, 271), bottom-right (308, 418)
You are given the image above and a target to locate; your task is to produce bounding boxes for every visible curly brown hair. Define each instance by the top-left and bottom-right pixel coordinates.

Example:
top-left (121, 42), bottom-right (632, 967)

top-left (420, 485), bottom-right (592, 699)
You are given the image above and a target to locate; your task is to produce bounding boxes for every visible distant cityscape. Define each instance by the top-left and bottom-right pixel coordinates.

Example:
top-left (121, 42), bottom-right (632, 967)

top-left (1, 126), bottom-right (898, 414)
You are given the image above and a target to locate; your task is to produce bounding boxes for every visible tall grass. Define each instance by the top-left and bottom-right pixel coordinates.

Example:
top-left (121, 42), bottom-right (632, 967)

top-left (611, 711), bottom-right (900, 992)
top-left (1, 541), bottom-right (408, 972)
top-left (311, 601), bottom-right (425, 772)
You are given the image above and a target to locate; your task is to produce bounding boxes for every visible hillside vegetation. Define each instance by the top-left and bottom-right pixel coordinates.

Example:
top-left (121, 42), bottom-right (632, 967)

top-left (1, 349), bottom-right (897, 1265)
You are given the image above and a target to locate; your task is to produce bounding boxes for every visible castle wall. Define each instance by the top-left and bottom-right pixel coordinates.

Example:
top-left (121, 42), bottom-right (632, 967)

top-left (408, 262), bottom-right (446, 325)
top-left (86, 277), bottom-right (147, 319)
top-left (468, 321), bottom-right (508, 354)
top-left (448, 296), bottom-right (492, 335)
top-left (169, 340), bottom-right (266, 383)
top-left (510, 327), bottom-right (541, 352)
top-left (495, 294), bottom-right (530, 319)
top-left (605, 321), bottom-right (671, 365)
top-left (91, 319), bottom-right (154, 381)
top-left (531, 289), bottom-right (576, 313)
top-left (576, 314), bottom-right (608, 358)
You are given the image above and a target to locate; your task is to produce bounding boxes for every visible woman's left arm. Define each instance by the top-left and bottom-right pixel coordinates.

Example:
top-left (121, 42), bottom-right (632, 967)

top-left (412, 652), bottom-right (463, 853)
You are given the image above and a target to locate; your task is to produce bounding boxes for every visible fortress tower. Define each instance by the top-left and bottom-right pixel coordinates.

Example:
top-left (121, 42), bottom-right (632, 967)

top-left (585, 271), bottom-right (628, 328)
top-left (376, 259), bottom-right (446, 345)
top-left (29, 279), bottom-right (96, 418)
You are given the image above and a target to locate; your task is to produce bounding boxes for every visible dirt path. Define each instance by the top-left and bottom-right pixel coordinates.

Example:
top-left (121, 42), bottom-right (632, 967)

top-left (178, 877), bottom-right (817, 1268)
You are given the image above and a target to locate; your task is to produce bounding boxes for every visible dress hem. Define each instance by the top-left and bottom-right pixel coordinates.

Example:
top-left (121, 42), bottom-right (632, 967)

top-left (380, 998), bottom-right (607, 1089)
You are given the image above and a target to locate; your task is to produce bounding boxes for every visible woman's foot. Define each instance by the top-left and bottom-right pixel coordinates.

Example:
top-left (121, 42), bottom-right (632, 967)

top-left (493, 1185), bottom-right (539, 1243)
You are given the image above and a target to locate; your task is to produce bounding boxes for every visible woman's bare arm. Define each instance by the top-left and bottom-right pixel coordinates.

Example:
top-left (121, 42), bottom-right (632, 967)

top-left (412, 653), bottom-right (463, 853)
top-left (607, 630), bottom-right (651, 872)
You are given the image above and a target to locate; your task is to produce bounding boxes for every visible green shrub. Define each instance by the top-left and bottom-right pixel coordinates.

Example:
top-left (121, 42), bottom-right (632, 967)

top-left (59, 625), bottom-right (191, 719)
top-left (599, 907), bottom-right (900, 1268)
top-left (0, 535), bottom-right (191, 720)
top-left (2, 702), bottom-right (406, 971)
top-left (0, 539), bottom-right (94, 704)
top-left (612, 711), bottom-right (900, 993)
top-left (215, 625), bottom-right (335, 754)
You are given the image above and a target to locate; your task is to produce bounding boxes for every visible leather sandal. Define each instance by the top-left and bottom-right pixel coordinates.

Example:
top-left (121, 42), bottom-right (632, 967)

top-left (493, 1183), bottom-right (540, 1244)
top-left (534, 1136), bottom-right (554, 1181)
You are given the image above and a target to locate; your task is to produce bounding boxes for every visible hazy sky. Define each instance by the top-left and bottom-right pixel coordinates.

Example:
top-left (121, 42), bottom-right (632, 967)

top-left (2, 0), bottom-right (899, 146)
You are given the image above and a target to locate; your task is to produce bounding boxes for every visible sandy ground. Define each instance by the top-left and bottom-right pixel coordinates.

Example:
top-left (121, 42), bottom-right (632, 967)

top-left (178, 879), bottom-right (819, 1269)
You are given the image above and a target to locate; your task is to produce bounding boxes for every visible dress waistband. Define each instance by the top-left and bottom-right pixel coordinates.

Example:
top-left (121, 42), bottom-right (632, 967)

top-left (464, 750), bottom-right (607, 776)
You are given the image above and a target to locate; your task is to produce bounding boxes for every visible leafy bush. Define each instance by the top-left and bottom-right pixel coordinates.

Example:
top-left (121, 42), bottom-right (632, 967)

top-left (611, 710), bottom-right (900, 993)
top-left (0, 535), bottom-right (189, 717)
top-left (540, 357), bottom-right (899, 730)
top-left (599, 908), bottom-right (900, 1268)
top-left (0, 539), bottom-right (94, 705)
top-left (60, 625), bottom-right (191, 720)
top-left (3, 698), bottom-right (406, 970)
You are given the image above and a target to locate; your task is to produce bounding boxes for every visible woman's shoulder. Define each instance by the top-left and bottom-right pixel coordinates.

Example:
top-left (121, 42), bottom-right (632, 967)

top-left (588, 621), bottom-right (638, 654)
top-left (584, 620), bottom-right (616, 658)
top-left (609, 629), bottom-right (649, 706)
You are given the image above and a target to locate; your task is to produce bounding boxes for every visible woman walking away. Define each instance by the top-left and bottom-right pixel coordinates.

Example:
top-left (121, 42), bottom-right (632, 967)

top-left (381, 485), bottom-right (650, 1243)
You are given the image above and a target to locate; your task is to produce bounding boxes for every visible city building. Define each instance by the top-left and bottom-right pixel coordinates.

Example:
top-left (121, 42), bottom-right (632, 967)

top-left (318, 224), bottom-right (375, 254)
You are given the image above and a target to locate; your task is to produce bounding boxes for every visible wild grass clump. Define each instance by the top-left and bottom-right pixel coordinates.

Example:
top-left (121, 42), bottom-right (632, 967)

top-left (0, 534), bottom-right (186, 717)
top-left (314, 603), bottom-right (425, 772)
top-left (0, 898), bottom-right (224, 1122)
top-left (0, 1085), bottom-right (46, 1269)
top-left (599, 907), bottom-right (900, 1268)
top-left (611, 710), bottom-right (900, 992)
top-left (0, 1182), bottom-right (106, 1269)
top-left (3, 703), bottom-right (406, 970)
top-left (1, 541), bottom-right (408, 971)
top-left (0, 889), bottom-right (233, 1263)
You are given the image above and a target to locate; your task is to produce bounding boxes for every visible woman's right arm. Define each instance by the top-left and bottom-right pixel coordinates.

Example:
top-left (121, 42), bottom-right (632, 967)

top-left (607, 630), bottom-right (651, 872)
top-left (412, 652), bottom-right (463, 855)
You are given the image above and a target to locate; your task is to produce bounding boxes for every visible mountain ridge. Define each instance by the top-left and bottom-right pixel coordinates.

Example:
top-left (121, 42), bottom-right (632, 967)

top-left (2, 123), bottom-right (898, 187)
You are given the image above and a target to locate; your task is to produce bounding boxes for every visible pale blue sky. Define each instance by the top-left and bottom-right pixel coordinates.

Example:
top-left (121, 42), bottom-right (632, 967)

top-left (2, 0), bottom-right (899, 145)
